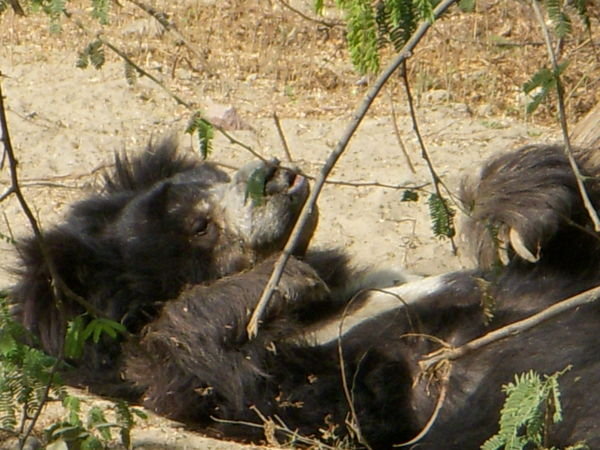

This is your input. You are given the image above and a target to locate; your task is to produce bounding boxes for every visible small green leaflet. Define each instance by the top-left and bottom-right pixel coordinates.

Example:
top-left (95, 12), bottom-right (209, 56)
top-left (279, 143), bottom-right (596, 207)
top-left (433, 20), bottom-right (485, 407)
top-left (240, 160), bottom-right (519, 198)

top-left (91, 0), bottom-right (110, 25)
top-left (185, 113), bottom-right (214, 160)
top-left (64, 315), bottom-right (86, 360)
top-left (124, 61), bottom-right (139, 86)
top-left (458, 0), bottom-right (476, 12)
top-left (76, 40), bottom-right (105, 70)
top-left (481, 367), bottom-right (573, 450)
top-left (245, 166), bottom-right (267, 206)
top-left (401, 189), bottom-right (419, 202)
top-left (522, 61), bottom-right (569, 114)
top-left (65, 315), bottom-right (127, 360)
top-left (82, 318), bottom-right (127, 344)
top-left (428, 193), bottom-right (455, 239)
top-left (314, 0), bottom-right (324, 15)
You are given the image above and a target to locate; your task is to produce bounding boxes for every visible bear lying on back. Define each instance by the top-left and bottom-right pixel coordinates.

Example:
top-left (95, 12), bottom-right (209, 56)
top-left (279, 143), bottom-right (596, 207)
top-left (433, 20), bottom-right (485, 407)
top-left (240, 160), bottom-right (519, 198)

top-left (11, 141), bottom-right (600, 448)
top-left (11, 140), bottom-right (327, 396)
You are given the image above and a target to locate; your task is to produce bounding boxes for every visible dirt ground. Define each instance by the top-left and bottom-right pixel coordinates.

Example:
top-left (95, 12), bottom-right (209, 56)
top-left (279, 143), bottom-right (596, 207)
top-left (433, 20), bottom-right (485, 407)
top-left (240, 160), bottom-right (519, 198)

top-left (0, 0), bottom-right (597, 448)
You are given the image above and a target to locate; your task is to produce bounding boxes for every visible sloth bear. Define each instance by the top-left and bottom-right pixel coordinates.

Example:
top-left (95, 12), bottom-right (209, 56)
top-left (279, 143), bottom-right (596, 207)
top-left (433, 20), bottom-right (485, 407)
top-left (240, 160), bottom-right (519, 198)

top-left (11, 140), bottom-right (600, 448)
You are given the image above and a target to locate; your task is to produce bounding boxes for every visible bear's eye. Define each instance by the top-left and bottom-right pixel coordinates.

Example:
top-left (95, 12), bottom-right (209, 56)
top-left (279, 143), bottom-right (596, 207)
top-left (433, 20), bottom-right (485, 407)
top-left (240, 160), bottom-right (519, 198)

top-left (191, 216), bottom-right (210, 235)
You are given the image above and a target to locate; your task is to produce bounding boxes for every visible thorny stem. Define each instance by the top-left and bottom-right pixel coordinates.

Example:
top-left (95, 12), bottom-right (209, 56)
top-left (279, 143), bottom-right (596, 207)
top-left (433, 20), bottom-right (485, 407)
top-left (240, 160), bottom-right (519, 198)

top-left (530, 0), bottom-right (600, 231)
top-left (247, 0), bottom-right (461, 337)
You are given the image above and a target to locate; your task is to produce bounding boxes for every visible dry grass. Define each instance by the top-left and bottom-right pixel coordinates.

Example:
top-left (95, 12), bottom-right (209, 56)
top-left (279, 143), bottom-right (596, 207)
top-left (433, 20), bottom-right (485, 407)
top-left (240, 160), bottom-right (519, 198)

top-left (1, 0), bottom-right (598, 124)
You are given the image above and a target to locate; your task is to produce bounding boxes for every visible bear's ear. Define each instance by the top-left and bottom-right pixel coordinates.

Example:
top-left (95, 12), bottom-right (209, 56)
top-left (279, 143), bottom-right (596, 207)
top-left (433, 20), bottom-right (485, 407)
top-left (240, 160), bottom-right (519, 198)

top-left (144, 182), bottom-right (173, 219)
top-left (105, 139), bottom-right (201, 193)
top-left (11, 227), bottom-right (99, 356)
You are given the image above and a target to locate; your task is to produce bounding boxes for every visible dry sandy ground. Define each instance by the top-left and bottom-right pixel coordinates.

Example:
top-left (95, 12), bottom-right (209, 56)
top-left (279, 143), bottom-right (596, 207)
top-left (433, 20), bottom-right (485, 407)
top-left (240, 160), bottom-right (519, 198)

top-left (0, 12), bottom-right (560, 449)
top-left (0, 55), bottom-right (554, 285)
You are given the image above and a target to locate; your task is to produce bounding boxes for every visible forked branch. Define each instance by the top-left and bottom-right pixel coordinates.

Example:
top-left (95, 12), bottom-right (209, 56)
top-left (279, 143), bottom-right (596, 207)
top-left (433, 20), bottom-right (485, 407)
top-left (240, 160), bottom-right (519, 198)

top-left (247, 0), bottom-right (460, 337)
top-left (419, 284), bottom-right (600, 371)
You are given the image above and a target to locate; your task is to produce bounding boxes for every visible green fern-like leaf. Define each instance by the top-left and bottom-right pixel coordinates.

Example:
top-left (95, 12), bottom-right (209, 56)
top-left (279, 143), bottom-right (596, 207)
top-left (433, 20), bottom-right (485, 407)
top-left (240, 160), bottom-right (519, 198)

top-left (458, 0), bottom-right (476, 13)
top-left (62, 394), bottom-right (83, 427)
top-left (114, 400), bottom-right (147, 448)
top-left (428, 193), bottom-right (455, 239)
top-left (88, 40), bottom-right (105, 69)
top-left (64, 315), bottom-right (86, 360)
top-left (482, 367), bottom-right (574, 450)
top-left (344, 0), bottom-right (380, 73)
top-left (546, 0), bottom-right (572, 38)
top-left (185, 113), bottom-right (214, 159)
top-left (124, 61), bottom-right (138, 85)
top-left (333, 0), bottom-right (433, 73)
top-left (245, 166), bottom-right (267, 206)
top-left (91, 0), bottom-right (110, 25)
top-left (87, 406), bottom-right (111, 441)
top-left (572, 0), bottom-right (590, 28)
top-left (522, 61), bottom-right (569, 114)
top-left (414, 0), bottom-right (434, 23)
top-left (81, 317), bottom-right (127, 344)
top-left (0, 1), bottom-right (9, 16)
top-left (0, 231), bottom-right (16, 245)
top-left (314, 0), bottom-right (325, 15)
top-left (80, 435), bottom-right (104, 450)
top-left (401, 189), bottom-right (419, 202)
top-left (0, 376), bottom-right (17, 431)
top-left (48, 0), bottom-right (65, 32)
top-left (388, 0), bottom-right (418, 51)
top-left (77, 40), bottom-right (105, 70)
top-left (0, 296), bottom-right (63, 435)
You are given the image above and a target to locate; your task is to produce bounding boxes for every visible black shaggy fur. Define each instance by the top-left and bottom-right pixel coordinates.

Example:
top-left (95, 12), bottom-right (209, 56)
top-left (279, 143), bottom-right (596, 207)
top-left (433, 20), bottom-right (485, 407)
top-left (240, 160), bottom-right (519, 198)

top-left (11, 142), bottom-right (600, 448)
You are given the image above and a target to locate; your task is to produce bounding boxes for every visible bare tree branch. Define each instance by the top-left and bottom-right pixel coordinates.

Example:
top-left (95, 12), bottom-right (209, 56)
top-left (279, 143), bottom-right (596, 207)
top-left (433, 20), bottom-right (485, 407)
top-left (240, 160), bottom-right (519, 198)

top-left (64, 9), bottom-right (266, 162)
top-left (247, 0), bottom-right (461, 338)
top-left (400, 62), bottom-right (457, 253)
top-left (125, 0), bottom-right (210, 74)
top-left (419, 284), bottom-right (600, 371)
top-left (275, 0), bottom-right (344, 29)
top-left (0, 76), bottom-right (104, 319)
top-left (530, 0), bottom-right (600, 231)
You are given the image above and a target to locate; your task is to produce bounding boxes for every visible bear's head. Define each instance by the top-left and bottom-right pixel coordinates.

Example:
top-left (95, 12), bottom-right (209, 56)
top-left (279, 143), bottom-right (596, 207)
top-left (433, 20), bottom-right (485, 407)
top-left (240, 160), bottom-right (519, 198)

top-left (12, 140), bottom-right (317, 356)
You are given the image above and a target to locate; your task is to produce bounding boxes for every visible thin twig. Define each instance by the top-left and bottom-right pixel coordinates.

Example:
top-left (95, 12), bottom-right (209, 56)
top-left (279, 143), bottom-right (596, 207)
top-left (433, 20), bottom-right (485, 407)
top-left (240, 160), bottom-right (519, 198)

top-left (273, 112), bottom-right (294, 162)
top-left (530, 0), bottom-right (600, 231)
top-left (210, 415), bottom-right (336, 449)
top-left (19, 356), bottom-right (62, 449)
top-left (400, 62), bottom-right (457, 253)
top-left (419, 283), bottom-right (600, 371)
top-left (64, 9), bottom-right (265, 162)
top-left (275, 0), bottom-right (344, 28)
top-left (336, 296), bottom-right (372, 449)
top-left (324, 179), bottom-right (429, 191)
top-left (125, 0), bottom-right (210, 74)
top-left (388, 89), bottom-right (416, 174)
top-left (394, 362), bottom-right (450, 447)
top-left (0, 76), bottom-right (104, 319)
top-left (246, 0), bottom-right (460, 338)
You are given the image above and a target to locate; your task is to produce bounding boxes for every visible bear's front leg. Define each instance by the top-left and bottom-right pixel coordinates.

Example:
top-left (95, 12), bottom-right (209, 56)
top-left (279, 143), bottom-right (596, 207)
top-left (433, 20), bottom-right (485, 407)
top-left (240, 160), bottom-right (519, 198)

top-left (124, 255), bottom-right (329, 428)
